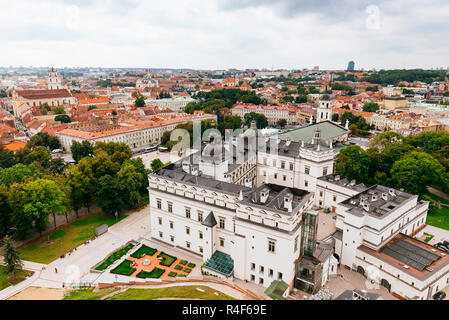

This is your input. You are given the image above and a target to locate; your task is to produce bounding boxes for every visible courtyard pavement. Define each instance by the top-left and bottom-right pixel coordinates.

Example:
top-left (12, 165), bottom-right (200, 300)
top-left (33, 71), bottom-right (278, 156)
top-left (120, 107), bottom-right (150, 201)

top-left (317, 209), bottom-right (337, 241)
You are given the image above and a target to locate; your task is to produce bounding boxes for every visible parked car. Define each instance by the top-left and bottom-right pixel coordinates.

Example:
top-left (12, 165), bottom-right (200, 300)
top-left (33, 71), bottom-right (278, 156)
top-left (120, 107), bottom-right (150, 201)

top-left (433, 291), bottom-right (446, 300)
top-left (443, 240), bottom-right (449, 247)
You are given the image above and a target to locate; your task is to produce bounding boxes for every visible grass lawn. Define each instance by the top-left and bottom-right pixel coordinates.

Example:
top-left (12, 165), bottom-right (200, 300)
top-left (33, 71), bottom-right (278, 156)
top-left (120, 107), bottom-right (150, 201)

top-left (110, 260), bottom-right (136, 276)
top-left (63, 288), bottom-right (119, 300)
top-left (95, 243), bottom-right (135, 271)
top-left (426, 193), bottom-right (449, 231)
top-left (130, 245), bottom-right (157, 258)
top-left (19, 213), bottom-right (127, 264)
top-left (108, 285), bottom-right (235, 300)
top-left (0, 266), bottom-right (31, 291)
top-left (136, 267), bottom-right (165, 279)
top-left (158, 252), bottom-right (177, 267)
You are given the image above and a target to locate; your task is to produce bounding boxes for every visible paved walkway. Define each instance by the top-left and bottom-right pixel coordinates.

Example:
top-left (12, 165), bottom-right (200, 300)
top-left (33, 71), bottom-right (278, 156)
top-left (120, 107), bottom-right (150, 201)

top-left (428, 187), bottom-right (449, 202)
top-left (417, 225), bottom-right (449, 246)
top-left (326, 267), bottom-right (397, 300)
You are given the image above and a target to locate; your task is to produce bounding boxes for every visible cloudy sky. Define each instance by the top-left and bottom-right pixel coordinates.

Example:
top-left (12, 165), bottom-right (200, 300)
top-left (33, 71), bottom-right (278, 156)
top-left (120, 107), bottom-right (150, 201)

top-left (1, 0), bottom-right (448, 70)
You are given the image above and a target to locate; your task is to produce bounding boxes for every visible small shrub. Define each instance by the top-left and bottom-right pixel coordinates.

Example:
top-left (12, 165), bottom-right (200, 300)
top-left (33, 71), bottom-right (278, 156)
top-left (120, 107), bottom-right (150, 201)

top-left (179, 274), bottom-right (186, 277)
top-left (184, 268), bottom-right (192, 273)
top-left (174, 264), bottom-right (183, 270)
top-left (187, 263), bottom-right (196, 268)
top-left (180, 260), bottom-right (187, 265)
top-left (168, 272), bottom-right (177, 277)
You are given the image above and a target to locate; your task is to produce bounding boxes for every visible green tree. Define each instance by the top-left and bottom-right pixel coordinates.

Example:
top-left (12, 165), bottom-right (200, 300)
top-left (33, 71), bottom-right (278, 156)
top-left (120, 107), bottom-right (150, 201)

top-left (54, 114), bottom-right (71, 123)
top-left (96, 175), bottom-right (123, 215)
top-left (66, 158), bottom-right (96, 213)
top-left (49, 157), bottom-right (67, 175)
top-left (124, 158), bottom-right (149, 193)
top-left (52, 106), bottom-right (66, 114)
top-left (151, 158), bottom-right (164, 172)
top-left (0, 144), bottom-right (15, 169)
top-left (390, 152), bottom-right (449, 196)
top-left (277, 119), bottom-right (287, 128)
top-left (362, 102), bottom-right (380, 112)
top-left (25, 146), bottom-right (51, 169)
top-left (117, 163), bottom-right (142, 208)
top-left (28, 132), bottom-right (61, 150)
top-left (244, 112), bottom-right (268, 129)
top-left (40, 103), bottom-right (50, 115)
top-left (0, 185), bottom-right (12, 237)
top-left (8, 183), bottom-right (33, 240)
top-left (71, 140), bottom-right (94, 163)
top-left (335, 145), bottom-right (371, 183)
top-left (134, 94), bottom-right (146, 108)
top-left (94, 142), bottom-right (132, 165)
top-left (1, 236), bottom-right (23, 278)
top-left (22, 178), bottom-right (67, 231)
top-left (370, 132), bottom-right (404, 149)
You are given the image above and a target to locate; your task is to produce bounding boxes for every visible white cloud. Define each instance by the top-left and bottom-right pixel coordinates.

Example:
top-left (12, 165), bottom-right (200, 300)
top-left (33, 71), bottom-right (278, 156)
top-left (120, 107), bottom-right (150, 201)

top-left (1, 0), bottom-right (448, 69)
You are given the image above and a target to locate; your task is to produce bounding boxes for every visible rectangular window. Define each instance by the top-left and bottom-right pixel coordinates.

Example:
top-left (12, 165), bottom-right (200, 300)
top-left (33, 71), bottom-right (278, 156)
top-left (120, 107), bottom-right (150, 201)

top-left (323, 167), bottom-right (328, 176)
top-left (169, 221), bottom-right (174, 229)
top-left (333, 195), bottom-right (337, 202)
top-left (251, 263), bottom-right (255, 271)
top-left (157, 199), bottom-right (162, 209)
top-left (199, 246), bottom-right (203, 253)
top-left (168, 202), bottom-right (173, 213)
top-left (186, 227), bottom-right (190, 235)
top-left (185, 207), bottom-right (191, 219)
top-left (170, 235), bottom-right (174, 242)
top-left (281, 161), bottom-right (285, 169)
top-left (259, 278), bottom-right (264, 285)
top-left (186, 242), bottom-right (191, 249)
top-left (274, 173), bottom-right (278, 179)
top-left (305, 180), bottom-right (309, 187)
top-left (260, 266), bottom-right (264, 274)
top-left (269, 269), bottom-right (273, 277)
top-left (159, 232), bottom-right (163, 238)
top-left (289, 163), bottom-right (294, 170)
top-left (219, 217), bottom-right (225, 229)
top-left (278, 272), bottom-right (283, 280)
top-left (158, 217), bottom-right (162, 225)
top-left (268, 240), bottom-right (276, 253)
top-left (198, 211), bottom-right (203, 222)
top-left (305, 166), bottom-right (310, 174)
top-left (283, 175), bottom-right (286, 181)
top-left (220, 237), bottom-right (225, 247)
top-left (199, 231), bottom-right (203, 239)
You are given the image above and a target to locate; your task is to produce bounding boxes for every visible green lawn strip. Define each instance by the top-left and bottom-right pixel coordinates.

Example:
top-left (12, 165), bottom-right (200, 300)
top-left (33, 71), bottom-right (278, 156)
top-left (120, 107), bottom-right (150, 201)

top-left (158, 252), bottom-right (177, 267)
top-left (423, 232), bottom-right (434, 243)
top-left (0, 266), bottom-right (31, 291)
top-left (108, 285), bottom-right (235, 300)
top-left (95, 243), bottom-right (135, 271)
top-left (19, 213), bottom-right (127, 264)
top-left (130, 245), bottom-right (157, 258)
top-left (135, 267), bottom-right (165, 279)
top-left (426, 205), bottom-right (449, 231)
top-left (427, 192), bottom-right (449, 205)
top-left (110, 259), bottom-right (136, 276)
top-left (63, 287), bottom-right (119, 300)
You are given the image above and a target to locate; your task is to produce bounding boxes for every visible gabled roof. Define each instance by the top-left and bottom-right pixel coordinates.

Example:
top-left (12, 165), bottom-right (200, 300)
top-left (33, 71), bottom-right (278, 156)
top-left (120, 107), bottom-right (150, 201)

top-left (202, 211), bottom-right (217, 227)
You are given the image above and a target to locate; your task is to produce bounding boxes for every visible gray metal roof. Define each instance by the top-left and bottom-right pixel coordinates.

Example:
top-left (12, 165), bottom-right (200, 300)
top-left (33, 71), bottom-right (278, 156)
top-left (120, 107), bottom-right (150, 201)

top-left (202, 211), bottom-right (217, 228)
top-left (279, 121), bottom-right (349, 143)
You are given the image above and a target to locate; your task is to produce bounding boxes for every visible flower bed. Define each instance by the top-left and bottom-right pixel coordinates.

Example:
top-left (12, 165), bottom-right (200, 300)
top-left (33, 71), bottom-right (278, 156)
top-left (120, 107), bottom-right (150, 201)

top-left (131, 245), bottom-right (157, 258)
top-left (136, 267), bottom-right (165, 279)
top-left (158, 252), bottom-right (177, 267)
top-left (95, 243), bottom-right (135, 271)
top-left (110, 259), bottom-right (136, 276)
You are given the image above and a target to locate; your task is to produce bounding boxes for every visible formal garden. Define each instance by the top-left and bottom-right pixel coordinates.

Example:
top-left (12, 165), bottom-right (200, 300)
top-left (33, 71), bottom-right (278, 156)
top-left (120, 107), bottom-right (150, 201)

top-left (95, 242), bottom-right (136, 271)
top-left (107, 244), bottom-right (196, 279)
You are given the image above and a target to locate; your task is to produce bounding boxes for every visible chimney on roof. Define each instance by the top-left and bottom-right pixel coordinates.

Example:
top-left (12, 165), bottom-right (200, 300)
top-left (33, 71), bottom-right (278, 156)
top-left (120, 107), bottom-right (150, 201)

top-left (260, 188), bottom-right (269, 204)
top-left (335, 175), bottom-right (340, 181)
top-left (244, 177), bottom-right (253, 188)
top-left (239, 190), bottom-right (243, 201)
top-left (284, 193), bottom-right (293, 212)
top-left (371, 194), bottom-right (378, 202)
top-left (191, 167), bottom-right (199, 176)
top-left (389, 188), bottom-right (396, 197)
top-left (363, 203), bottom-right (370, 212)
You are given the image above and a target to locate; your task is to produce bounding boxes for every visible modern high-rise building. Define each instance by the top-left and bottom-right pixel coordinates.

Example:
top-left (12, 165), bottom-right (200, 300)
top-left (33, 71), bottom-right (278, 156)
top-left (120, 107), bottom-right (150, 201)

top-left (347, 61), bottom-right (355, 72)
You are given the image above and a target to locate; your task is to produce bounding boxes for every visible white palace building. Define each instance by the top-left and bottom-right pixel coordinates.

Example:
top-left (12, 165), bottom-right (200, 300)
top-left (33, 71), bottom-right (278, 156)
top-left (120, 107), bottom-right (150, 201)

top-left (147, 120), bottom-right (449, 299)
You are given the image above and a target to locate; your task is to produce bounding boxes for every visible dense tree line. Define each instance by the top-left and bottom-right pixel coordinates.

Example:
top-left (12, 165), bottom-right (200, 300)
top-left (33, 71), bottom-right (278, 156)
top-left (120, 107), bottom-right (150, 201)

top-left (0, 137), bottom-right (149, 240)
top-left (335, 131), bottom-right (449, 196)
top-left (363, 69), bottom-right (447, 85)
